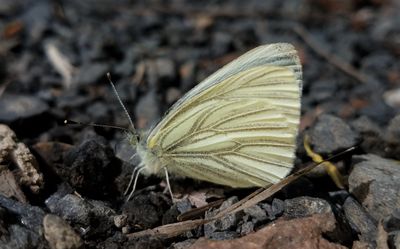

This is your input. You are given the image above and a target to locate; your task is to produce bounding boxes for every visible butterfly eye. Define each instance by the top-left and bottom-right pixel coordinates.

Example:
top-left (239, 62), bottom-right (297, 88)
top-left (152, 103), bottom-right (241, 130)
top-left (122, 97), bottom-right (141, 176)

top-left (128, 133), bottom-right (139, 146)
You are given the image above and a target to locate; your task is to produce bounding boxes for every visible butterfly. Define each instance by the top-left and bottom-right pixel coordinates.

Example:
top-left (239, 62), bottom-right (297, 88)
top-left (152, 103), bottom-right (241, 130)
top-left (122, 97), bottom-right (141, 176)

top-left (115, 43), bottom-right (302, 200)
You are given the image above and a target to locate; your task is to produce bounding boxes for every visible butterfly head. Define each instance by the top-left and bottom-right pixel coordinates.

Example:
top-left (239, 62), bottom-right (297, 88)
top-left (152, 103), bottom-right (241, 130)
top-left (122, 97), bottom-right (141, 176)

top-left (128, 132), bottom-right (139, 146)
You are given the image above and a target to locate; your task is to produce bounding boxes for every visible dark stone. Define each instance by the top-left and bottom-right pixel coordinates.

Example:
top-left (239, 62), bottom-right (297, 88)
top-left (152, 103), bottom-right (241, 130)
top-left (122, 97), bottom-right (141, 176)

top-left (122, 192), bottom-right (170, 230)
top-left (114, 78), bottom-right (137, 103)
top-left (162, 204), bottom-right (179, 225)
top-left (284, 197), bottom-right (333, 219)
top-left (124, 236), bottom-right (165, 249)
top-left (86, 101), bottom-right (112, 124)
top-left (154, 58), bottom-right (176, 84)
top-left (0, 194), bottom-right (45, 232)
top-left (206, 231), bottom-right (239, 240)
top-left (238, 221), bottom-right (254, 236)
top-left (309, 79), bottom-right (338, 103)
top-left (0, 94), bottom-right (48, 123)
top-left (309, 114), bottom-right (360, 154)
top-left (388, 231), bottom-right (400, 249)
top-left (349, 154), bottom-right (400, 222)
top-left (371, 11), bottom-right (400, 55)
top-left (0, 206), bottom-right (7, 235)
top-left (21, 1), bottom-right (51, 43)
top-left (134, 90), bottom-right (161, 129)
top-left (48, 194), bottom-right (115, 237)
top-left (328, 190), bottom-right (350, 204)
top-left (343, 196), bottom-right (377, 244)
top-left (359, 99), bottom-right (394, 126)
top-left (243, 204), bottom-right (268, 222)
top-left (56, 91), bottom-right (89, 109)
top-left (47, 194), bottom-right (90, 225)
top-left (44, 183), bottom-right (75, 212)
top-left (351, 116), bottom-right (385, 156)
top-left (1, 224), bottom-right (42, 249)
top-left (73, 63), bottom-right (109, 85)
top-left (114, 46), bottom-right (139, 76)
top-left (176, 197), bottom-right (193, 214)
top-left (269, 198), bottom-right (285, 219)
top-left (360, 52), bottom-right (395, 81)
top-left (204, 197), bottom-right (242, 239)
top-left (63, 139), bottom-right (120, 199)
top-left (170, 239), bottom-right (196, 249)
top-left (383, 208), bottom-right (400, 232)
top-left (165, 87), bottom-right (182, 105)
top-left (385, 115), bottom-right (400, 160)
top-left (211, 31), bottom-right (233, 55)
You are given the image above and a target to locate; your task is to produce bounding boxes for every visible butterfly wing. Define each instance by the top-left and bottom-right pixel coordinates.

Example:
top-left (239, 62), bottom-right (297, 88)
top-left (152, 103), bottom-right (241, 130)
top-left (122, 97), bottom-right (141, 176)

top-left (146, 43), bottom-right (302, 187)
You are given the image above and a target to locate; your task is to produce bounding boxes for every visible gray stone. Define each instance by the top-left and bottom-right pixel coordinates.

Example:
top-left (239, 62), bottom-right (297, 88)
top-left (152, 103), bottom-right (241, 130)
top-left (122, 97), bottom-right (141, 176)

top-left (284, 197), bottom-right (332, 218)
top-left (49, 194), bottom-right (91, 226)
top-left (385, 115), bottom-right (400, 160)
top-left (238, 221), bottom-right (254, 236)
top-left (349, 154), bottom-right (400, 222)
top-left (176, 197), bottom-right (192, 214)
top-left (73, 62), bottom-right (109, 85)
top-left (204, 196), bottom-right (243, 238)
top-left (243, 204), bottom-right (267, 222)
top-left (134, 90), bottom-right (161, 129)
top-left (206, 231), bottom-right (238, 240)
top-left (351, 116), bottom-right (385, 156)
top-left (343, 196), bottom-right (377, 244)
top-left (170, 239), bottom-right (196, 249)
top-left (1, 224), bottom-right (42, 249)
top-left (383, 208), bottom-right (400, 232)
top-left (389, 231), bottom-right (400, 249)
top-left (48, 194), bottom-right (114, 236)
top-left (309, 114), bottom-right (359, 154)
top-left (0, 94), bottom-right (48, 123)
top-left (155, 58), bottom-right (176, 83)
top-left (269, 198), bottom-right (285, 219)
top-left (0, 194), bottom-right (45, 232)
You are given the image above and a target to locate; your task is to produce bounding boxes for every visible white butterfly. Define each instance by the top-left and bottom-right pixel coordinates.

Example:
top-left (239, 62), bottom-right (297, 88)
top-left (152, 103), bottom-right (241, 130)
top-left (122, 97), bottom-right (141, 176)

top-left (115, 43), bottom-right (302, 200)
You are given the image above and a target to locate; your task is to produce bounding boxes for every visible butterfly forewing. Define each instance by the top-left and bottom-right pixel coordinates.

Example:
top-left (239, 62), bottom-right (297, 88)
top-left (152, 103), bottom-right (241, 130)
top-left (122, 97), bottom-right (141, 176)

top-left (145, 43), bottom-right (302, 188)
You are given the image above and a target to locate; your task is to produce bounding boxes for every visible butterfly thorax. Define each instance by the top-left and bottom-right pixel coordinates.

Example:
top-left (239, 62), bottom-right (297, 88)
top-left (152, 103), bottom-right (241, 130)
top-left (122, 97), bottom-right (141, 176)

top-left (136, 142), bottom-right (164, 176)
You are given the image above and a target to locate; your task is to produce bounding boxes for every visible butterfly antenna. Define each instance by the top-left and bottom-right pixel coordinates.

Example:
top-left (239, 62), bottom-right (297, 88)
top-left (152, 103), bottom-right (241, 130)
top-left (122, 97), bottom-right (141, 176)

top-left (64, 119), bottom-right (131, 133)
top-left (106, 73), bottom-right (137, 138)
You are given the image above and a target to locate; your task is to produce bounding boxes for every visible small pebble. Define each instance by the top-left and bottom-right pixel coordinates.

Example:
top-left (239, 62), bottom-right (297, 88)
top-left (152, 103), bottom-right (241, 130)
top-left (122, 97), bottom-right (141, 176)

top-left (284, 197), bottom-right (333, 219)
top-left (343, 196), bottom-right (377, 244)
top-left (43, 214), bottom-right (83, 249)
top-left (309, 114), bottom-right (360, 154)
top-left (204, 196), bottom-right (242, 239)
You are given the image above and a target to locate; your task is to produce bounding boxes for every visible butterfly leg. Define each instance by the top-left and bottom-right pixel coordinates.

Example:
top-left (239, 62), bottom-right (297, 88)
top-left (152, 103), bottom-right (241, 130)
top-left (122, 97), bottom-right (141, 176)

top-left (125, 165), bottom-right (145, 202)
top-left (163, 167), bottom-right (175, 202)
top-left (124, 164), bottom-right (141, 195)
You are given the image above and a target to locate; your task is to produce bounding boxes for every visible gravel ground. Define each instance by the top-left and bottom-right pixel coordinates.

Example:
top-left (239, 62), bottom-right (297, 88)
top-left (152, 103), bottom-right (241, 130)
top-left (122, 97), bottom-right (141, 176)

top-left (0, 1), bottom-right (400, 248)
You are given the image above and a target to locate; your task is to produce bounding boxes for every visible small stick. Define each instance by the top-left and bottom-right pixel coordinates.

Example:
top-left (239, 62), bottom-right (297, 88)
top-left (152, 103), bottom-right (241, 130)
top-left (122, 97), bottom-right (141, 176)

top-left (294, 25), bottom-right (368, 84)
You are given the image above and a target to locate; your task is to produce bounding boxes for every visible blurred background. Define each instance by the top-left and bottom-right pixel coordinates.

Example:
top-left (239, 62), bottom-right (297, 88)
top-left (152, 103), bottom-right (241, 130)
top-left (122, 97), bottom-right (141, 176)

top-left (1, 0), bottom-right (399, 149)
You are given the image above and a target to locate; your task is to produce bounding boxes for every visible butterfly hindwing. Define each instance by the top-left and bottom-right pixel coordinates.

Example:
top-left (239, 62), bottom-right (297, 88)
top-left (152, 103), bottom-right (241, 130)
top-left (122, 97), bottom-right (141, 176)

top-left (145, 43), bottom-right (302, 187)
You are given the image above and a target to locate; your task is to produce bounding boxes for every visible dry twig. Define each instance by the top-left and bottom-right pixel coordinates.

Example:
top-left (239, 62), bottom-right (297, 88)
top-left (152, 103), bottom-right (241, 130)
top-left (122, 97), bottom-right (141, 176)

top-left (294, 25), bottom-right (368, 84)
